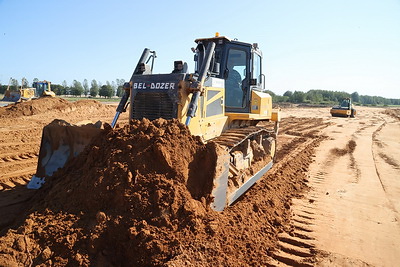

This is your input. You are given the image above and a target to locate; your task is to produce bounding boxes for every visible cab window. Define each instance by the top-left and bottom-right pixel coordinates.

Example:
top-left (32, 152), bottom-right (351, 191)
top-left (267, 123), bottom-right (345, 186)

top-left (225, 49), bottom-right (246, 107)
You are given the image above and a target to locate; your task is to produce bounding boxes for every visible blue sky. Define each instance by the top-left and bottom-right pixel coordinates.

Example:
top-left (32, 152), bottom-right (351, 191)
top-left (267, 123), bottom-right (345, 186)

top-left (1, 0), bottom-right (399, 98)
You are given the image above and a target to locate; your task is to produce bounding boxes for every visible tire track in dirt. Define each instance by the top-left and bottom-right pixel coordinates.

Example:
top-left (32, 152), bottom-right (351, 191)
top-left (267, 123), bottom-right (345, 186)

top-left (271, 110), bottom-right (373, 266)
top-left (288, 109), bottom-right (400, 266)
top-left (0, 152), bottom-right (38, 162)
top-left (266, 117), bottom-right (331, 266)
top-left (371, 121), bottom-right (389, 193)
top-left (371, 116), bottom-right (400, 223)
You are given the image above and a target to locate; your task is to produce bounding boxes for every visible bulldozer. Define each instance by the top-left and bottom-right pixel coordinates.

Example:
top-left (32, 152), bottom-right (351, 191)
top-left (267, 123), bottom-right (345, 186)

top-left (1, 79), bottom-right (55, 102)
top-left (1, 78), bottom-right (35, 102)
top-left (330, 98), bottom-right (356, 118)
top-left (28, 34), bottom-right (280, 211)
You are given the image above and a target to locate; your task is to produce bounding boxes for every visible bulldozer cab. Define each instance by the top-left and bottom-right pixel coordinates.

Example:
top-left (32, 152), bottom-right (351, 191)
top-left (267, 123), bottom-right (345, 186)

top-left (33, 81), bottom-right (55, 97)
top-left (33, 81), bottom-right (49, 97)
top-left (194, 36), bottom-right (264, 113)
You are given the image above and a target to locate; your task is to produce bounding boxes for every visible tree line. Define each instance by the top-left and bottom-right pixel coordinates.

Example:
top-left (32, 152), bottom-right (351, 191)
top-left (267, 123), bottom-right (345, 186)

top-left (1, 79), bottom-right (398, 105)
top-left (51, 79), bottom-right (127, 98)
top-left (265, 89), bottom-right (400, 106)
top-left (0, 78), bottom-right (126, 98)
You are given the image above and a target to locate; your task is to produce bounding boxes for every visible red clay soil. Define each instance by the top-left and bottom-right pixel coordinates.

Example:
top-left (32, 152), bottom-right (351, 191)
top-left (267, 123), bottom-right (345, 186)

top-left (0, 119), bottom-right (322, 266)
top-left (0, 98), bottom-right (108, 118)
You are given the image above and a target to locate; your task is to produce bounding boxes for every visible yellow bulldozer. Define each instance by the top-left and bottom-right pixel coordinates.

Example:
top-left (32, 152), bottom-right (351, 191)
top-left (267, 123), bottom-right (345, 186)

top-left (28, 34), bottom-right (280, 211)
top-left (1, 79), bottom-right (55, 102)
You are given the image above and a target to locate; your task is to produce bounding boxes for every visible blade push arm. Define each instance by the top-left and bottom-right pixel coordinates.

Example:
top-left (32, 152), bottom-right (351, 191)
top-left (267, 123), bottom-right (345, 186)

top-left (185, 42), bottom-right (216, 125)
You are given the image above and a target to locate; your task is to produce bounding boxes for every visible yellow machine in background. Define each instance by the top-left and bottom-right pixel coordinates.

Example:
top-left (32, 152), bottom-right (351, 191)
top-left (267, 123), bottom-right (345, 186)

top-left (2, 78), bottom-right (35, 102)
top-left (29, 34), bottom-right (280, 211)
top-left (330, 98), bottom-right (356, 118)
top-left (32, 81), bottom-right (56, 98)
top-left (1, 79), bottom-right (55, 102)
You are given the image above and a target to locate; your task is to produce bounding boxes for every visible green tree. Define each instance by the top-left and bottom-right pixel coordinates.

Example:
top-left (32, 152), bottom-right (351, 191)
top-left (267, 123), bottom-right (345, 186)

top-left (107, 81), bottom-right (114, 97)
top-left (111, 81), bottom-right (117, 96)
top-left (116, 79), bottom-right (126, 97)
top-left (71, 80), bottom-right (84, 96)
top-left (21, 77), bottom-right (29, 88)
top-left (83, 79), bottom-right (89, 96)
top-left (62, 80), bottom-right (70, 95)
top-left (51, 84), bottom-right (65, 95)
top-left (283, 90), bottom-right (293, 97)
top-left (351, 92), bottom-right (360, 103)
top-left (290, 91), bottom-right (305, 103)
top-left (305, 90), bottom-right (323, 103)
top-left (99, 81), bottom-right (113, 98)
top-left (11, 78), bottom-right (19, 90)
top-left (90, 79), bottom-right (99, 97)
top-left (99, 85), bottom-right (110, 98)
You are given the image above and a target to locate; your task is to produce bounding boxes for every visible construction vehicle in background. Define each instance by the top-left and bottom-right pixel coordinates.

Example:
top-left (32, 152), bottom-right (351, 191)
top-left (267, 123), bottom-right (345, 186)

top-left (32, 80), bottom-right (56, 98)
top-left (28, 33), bottom-right (280, 211)
top-left (1, 79), bottom-right (55, 102)
top-left (330, 98), bottom-right (356, 118)
top-left (1, 78), bottom-right (35, 102)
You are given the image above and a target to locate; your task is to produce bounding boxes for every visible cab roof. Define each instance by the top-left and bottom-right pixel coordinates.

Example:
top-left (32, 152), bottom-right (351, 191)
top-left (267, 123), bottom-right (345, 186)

top-left (194, 35), bottom-right (252, 48)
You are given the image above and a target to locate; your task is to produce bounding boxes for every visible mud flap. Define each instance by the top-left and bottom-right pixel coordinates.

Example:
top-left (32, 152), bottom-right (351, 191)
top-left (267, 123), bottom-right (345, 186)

top-left (27, 119), bottom-right (103, 189)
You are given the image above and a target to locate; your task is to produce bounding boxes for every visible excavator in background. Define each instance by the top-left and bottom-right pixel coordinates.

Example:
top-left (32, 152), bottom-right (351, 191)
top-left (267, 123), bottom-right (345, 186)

top-left (1, 79), bottom-right (55, 102)
top-left (330, 98), bottom-right (356, 118)
top-left (28, 33), bottom-right (280, 211)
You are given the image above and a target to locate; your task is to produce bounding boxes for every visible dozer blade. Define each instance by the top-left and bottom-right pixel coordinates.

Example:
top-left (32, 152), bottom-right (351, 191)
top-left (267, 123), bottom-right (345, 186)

top-left (227, 160), bottom-right (273, 205)
top-left (1, 90), bottom-right (22, 102)
top-left (210, 126), bottom-right (277, 211)
top-left (210, 150), bottom-right (274, 211)
top-left (27, 119), bottom-right (103, 189)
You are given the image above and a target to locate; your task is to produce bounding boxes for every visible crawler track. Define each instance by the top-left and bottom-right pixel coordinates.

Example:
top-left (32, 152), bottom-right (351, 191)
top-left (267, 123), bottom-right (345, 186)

top-left (211, 125), bottom-right (275, 151)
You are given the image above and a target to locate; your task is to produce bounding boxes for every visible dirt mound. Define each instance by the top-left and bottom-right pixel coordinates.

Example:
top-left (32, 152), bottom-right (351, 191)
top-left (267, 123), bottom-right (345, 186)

top-left (0, 119), bottom-right (218, 266)
top-left (0, 98), bottom-right (109, 118)
top-left (0, 119), bottom-right (322, 266)
top-left (384, 108), bottom-right (400, 121)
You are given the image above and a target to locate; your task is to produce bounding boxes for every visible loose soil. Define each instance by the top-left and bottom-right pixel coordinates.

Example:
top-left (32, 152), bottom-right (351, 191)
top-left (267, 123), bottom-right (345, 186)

top-left (0, 99), bottom-right (399, 266)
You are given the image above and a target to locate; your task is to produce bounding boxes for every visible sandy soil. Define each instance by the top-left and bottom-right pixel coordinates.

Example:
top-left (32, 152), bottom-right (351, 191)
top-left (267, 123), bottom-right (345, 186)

top-left (282, 106), bottom-right (400, 267)
top-left (0, 98), bottom-right (398, 266)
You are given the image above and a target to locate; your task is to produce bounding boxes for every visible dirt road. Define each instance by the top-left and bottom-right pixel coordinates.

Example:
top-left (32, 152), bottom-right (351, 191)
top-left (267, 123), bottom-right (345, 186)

top-left (280, 107), bottom-right (400, 266)
top-left (0, 98), bottom-right (398, 266)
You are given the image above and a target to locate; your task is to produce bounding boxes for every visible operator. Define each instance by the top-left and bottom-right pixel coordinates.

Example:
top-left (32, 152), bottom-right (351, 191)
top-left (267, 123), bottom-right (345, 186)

top-left (225, 60), bottom-right (243, 107)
